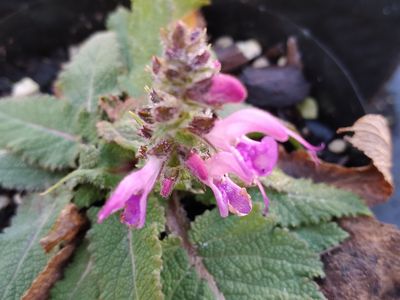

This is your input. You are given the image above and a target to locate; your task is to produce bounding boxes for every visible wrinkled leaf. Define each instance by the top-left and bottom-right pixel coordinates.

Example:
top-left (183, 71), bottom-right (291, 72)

top-left (51, 241), bottom-right (100, 300)
top-left (56, 32), bottom-right (123, 112)
top-left (0, 149), bottom-right (66, 191)
top-left (0, 192), bottom-right (71, 300)
top-left (87, 198), bottom-right (165, 300)
top-left (338, 114), bottom-right (393, 186)
top-left (253, 169), bottom-right (371, 227)
top-left (0, 96), bottom-right (94, 170)
top-left (293, 222), bottom-right (349, 252)
top-left (187, 205), bottom-right (325, 299)
top-left (161, 236), bottom-right (214, 300)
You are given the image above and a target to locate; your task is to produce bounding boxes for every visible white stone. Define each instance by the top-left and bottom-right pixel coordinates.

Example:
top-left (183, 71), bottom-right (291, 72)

top-left (214, 36), bottom-right (234, 49)
top-left (12, 77), bottom-right (39, 97)
top-left (297, 97), bottom-right (318, 119)
top-left (236, 39), bottom-right (262, 60)
top-left (328, 139), bottom-right (347, 153)
top-left (252, 57), bottom-right (270, 68)
top-left (277, 56), bottom-right (287, 66)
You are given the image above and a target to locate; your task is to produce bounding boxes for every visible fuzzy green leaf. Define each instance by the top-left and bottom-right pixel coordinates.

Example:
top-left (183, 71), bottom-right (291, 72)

top-left (293, 222), bottom-right (349, 252)
top-left (73, 184), bottom-right (104, 208)
top-left (119, 0), bottom-right (209, 96)
top-left (161, 236), bottom-right (214, 300)
top-left (0, 96), bottom-right (94, 170)
top-left (57, 32), bottom-right (122, 112)
top-left (51, 240), bottom-right (100, 300)
top-left (250, 171), bottom-right (371, 227)
top-left (0, 192), bottom-right (71, 300)
top-left (97, 117), bottom-right (143, 151)
top-left (187, 204), bottom-right (325, 300)
top-left (107, 6), bottom-right (133, 69)
top-left (0, 149), bottom-right (66, 191)
top-left (87, 197), bottom-right (165, 300)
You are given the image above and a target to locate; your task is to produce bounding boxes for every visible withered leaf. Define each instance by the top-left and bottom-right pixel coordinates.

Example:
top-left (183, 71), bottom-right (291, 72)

top-left (338, 114), bottom-right (393, 186)
top-left (40, 204), bottom-right (87, 253)
top-left (21, 244), bottom-right (76, 300)
top-left (320, 216), bottom-right (400, 300)
top-left (279, 150), bottom-right (393, 206)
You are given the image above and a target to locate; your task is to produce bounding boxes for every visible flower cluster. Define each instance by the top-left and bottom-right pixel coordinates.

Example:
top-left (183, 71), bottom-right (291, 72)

top-left (98, 22), bottom-right (322, 228)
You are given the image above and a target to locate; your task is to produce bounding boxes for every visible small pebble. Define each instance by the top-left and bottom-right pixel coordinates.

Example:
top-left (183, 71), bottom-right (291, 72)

top-left (0, 196), bottom-right (10, 210)
top-left (236, 39), bottom-right (262, 60)
top-left (215, 36), bottom-right (234, 49)
top-left (252, 57), bottom-right (270, 68)
top-left (12, 77), bottom-right (39, 97)
top-left (297, 97), bottom-right (318, 119)
top-left (328, 139), bottom-right (347, 154)
top-left (277, 56), bottom-right (287, 66)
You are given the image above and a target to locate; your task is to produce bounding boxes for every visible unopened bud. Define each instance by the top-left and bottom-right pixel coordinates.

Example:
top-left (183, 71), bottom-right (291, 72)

top-left (152, 56), bottom-right (162, 74)
top-left (172, 22), bottom-right (187, 49)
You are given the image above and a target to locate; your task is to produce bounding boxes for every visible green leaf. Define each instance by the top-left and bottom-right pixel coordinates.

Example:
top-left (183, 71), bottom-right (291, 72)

top-left (73, 184), bottom-right (104, 208)
top-left (97, 118), bottom-right (143, 152)
top-left (187, 204), bottom-right (325, 299)
top-left (0, 149), bottom-right (66, 191)
top-left (250, 170), bottom-right (371, 227)
top-left (293, 222), bottom-right (349, 252)
top-left (57, 32), bottom-right (122, 112)
top-left (0, 96), bottom-right (94, 170)
top-left (0, 192), bottom-right (71, 300)
top-left (51, 240), bottom-right (100, 300)
top-left (87, 197), bottom-right (165, 300)
top-left (119, 0), bottom-right (209, 96)
top-left (107, 6), bottom-right (133, 69)
top-left (161, 236), bottom-right (214, 300)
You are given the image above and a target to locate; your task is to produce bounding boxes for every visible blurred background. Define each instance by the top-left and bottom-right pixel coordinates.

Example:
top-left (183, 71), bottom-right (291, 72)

top-left (0, 0), bottom-right (399, 225)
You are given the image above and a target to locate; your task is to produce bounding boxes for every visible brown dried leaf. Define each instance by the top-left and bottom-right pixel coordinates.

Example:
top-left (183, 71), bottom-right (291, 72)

top-left (338, 114), bottom-right (393, 185)
top-left (21, 244), bottom-right (76, 300)
top-left (320, 216), bottom-right (400, 300)
top-left (40, 203), bottom-right (87, 252)
top-left (279, 150), bottom-right (393, 206)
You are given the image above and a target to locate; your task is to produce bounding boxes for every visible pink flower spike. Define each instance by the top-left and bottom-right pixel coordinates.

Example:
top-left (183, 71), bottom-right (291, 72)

top-left (160, 177), bottom-right (175, 198)
top-left (202, 74), bottom-right (247, 105)
top-left (97, 156), bottom-right (163, 228)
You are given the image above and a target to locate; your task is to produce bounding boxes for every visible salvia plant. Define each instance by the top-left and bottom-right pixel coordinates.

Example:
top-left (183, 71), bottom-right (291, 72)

top-left (0, 1), bottom-right (371, 299)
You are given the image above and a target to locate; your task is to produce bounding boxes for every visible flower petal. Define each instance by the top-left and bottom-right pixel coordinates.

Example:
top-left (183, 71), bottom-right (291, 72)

top-left (203, 74), bottom-right (247, 105)
top-left (185, 151), bottom-right (209, 182)
top-left (97, 156), bottom-right (163, 224)
top-left (205, 151), bottom-right (252, 184)
top-left (214, 176), bottom-right (252, 216)
top-left (235, 136), bottom-right (278, 177)
top-left (120, 194), bottom-right (146, 228)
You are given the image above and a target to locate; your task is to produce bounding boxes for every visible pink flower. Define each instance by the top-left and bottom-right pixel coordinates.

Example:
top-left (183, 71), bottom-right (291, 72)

top-left (205, 108), bottom-right (323, 211)
top-left (185, 151), bottom-right (252, 217)
top-left (97, 156), bottom-right (163, 228)
top-left (196, 74), bottom-right (247, 105)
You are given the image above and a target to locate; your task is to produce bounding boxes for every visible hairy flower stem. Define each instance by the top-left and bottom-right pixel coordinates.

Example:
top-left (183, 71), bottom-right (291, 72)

top-left (166, 192), bottom-right (225, 300)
